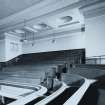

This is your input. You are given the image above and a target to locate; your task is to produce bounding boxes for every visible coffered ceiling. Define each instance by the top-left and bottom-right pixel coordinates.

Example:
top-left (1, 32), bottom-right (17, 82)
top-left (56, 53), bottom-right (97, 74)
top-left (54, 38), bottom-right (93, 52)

top-left (0, 0), bottom-right (105, 40)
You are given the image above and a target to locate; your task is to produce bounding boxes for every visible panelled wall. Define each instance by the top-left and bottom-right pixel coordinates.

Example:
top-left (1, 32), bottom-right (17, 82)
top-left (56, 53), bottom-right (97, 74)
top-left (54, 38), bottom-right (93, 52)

top-left (20, 49), bottom-right (85, 64)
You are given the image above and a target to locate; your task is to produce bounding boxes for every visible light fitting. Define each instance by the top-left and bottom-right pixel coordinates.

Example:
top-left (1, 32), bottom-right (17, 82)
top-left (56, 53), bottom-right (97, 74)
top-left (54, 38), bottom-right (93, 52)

top-left (60, 16), bottom-right (73, 23)
top-left (33, 23), bottom-right (48, 29)
top-left (14, 29), bottom-right (25, 34)
top-left (24, 26), bottom-right (37, 32)
top-left (23, 39), bottom-right (28, 43)
top-left (8, 31), bottom-right (19, 35)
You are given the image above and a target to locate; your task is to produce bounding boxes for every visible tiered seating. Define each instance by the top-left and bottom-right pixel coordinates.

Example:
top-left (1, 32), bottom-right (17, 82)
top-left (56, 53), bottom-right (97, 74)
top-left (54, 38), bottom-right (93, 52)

top-left (0, 49), bottom-right (84, 88)
top-left (0, 64), bottom-right (48, 86)
top-left (0, 63), bottom-right (62, 87)
top-left (70, 65), bottom-right (105, 79)
top-left (62, 73), bottom-right (84, 86)
top-left (75, 64), bottom-right (105, 70)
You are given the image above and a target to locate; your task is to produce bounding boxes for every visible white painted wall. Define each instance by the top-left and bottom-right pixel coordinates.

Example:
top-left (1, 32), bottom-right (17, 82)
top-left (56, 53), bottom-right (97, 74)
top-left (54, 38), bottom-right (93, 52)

top-left (0, 39), bottom-right (5, 62)
top-left (85, 14), bottom-right (105, 57)
top-left (23, 32), bottom-right (85, 54)
top-left (5, 33), bottom-right (22, 61)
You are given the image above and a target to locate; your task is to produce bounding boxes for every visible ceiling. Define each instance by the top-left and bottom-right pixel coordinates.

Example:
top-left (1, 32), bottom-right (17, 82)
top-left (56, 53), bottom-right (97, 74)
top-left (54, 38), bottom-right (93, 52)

top-left (0, 0), bottom-right (81, 34)
top-left (0, 0), bottom-right (44, 19)
top-left (0, 0), bottom-right (105, 41)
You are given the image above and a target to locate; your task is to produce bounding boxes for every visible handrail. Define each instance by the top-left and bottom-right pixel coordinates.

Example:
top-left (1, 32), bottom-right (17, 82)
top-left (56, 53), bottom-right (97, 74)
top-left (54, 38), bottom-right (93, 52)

top-left (63, 79), bottom-right (96, 105)
top-left (2, 78), bottom-right (96, 105)
top-left (8, 85), bottom-right (47, 105)
top-left (86, 55), bottom-right (105, 58)
top-left (35, 82), bottom-right (68, 105)
top-left (86, 55), bottom-right (105, 64)
top-left (86, 56), bottom-right (105, 60)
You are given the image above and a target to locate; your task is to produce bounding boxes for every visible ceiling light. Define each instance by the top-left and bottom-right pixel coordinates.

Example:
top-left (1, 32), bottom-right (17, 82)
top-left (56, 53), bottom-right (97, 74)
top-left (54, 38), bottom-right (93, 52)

top-left (15, 29), bottom-right (25, 34)
top-left (20, 39), bottom-right (28, 43)
top-left (8, 31), bottom-right (18, 35)
top-left (23, 39), bottom-right (28, 43)
top-left (24, 26), bottom-right (37, 32)
top-left (33, 23), bottom-right (48, 29)
top-left (60, 16), bottom-right (73, 23)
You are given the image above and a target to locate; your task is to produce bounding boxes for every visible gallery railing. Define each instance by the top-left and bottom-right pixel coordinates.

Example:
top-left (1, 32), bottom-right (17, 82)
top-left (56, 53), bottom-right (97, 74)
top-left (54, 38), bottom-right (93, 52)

top-left (86, 55), bottom-right (105, 64)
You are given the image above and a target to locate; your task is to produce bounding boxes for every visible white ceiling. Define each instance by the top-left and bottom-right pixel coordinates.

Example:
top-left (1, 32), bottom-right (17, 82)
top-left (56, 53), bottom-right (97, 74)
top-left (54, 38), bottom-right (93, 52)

top-left (0, 0), bottom-right (44, 19)
top-left (0, 0), bottom-right (105, 40)
top-left (0, 0), bottom-right (80, 32)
